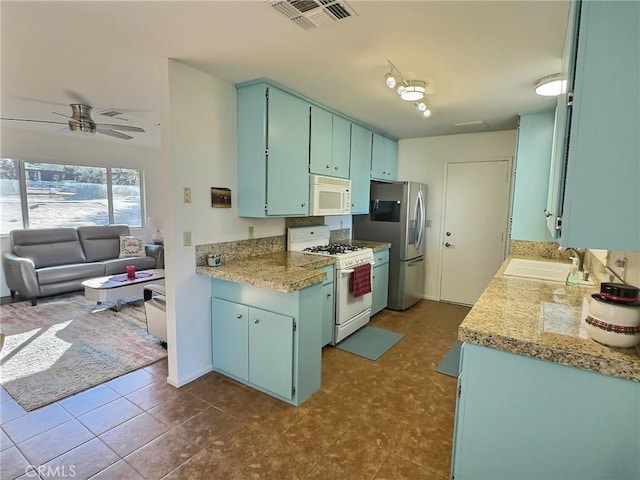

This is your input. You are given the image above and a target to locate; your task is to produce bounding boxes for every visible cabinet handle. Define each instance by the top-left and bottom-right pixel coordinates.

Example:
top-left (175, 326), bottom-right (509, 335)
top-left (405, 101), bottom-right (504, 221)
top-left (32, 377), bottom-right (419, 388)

top-left (326, 165), bottom-right (330, 168)
top-left (544, 209), bottom-right (553, 218)
top-left (254, 319), bottom-right (260, 324)
top-left (326, 293), bottom-right (331, 298)
top-left (301, 202), bottom-right (306, 207)
top-left (236, 314), bottom-right (242, 319)
top-left (334, 166), bottom-right (338, 170)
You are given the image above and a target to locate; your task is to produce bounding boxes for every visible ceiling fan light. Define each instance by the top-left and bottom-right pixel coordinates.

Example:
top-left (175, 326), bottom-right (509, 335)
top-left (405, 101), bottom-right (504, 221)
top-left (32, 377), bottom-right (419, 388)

top-left (384, 72), bottom-right (398, 89)
top-left (422, 108), bottom-right (432, 118)
top-left (416, 102), bottom-right (427, 112)
top-left (400, 80), bottom-right (426, 101)
top-left (396, 82), bottom-right (407, 96)
top-left (534, 74), bottom-right (564, 96)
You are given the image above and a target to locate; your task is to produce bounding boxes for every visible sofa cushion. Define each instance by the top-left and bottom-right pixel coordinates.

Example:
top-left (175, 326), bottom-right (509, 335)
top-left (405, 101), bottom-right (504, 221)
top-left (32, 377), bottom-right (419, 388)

top-left (11, 228), bottom-right (86, 268)
top-left (78, 225), bottom-right (130, 262)
top-left (103, 257), bottom-right (157, 275)
top-left (37, 263), bottom-right (106, 286)
top-left (118, 235), bottom-right (146, 258)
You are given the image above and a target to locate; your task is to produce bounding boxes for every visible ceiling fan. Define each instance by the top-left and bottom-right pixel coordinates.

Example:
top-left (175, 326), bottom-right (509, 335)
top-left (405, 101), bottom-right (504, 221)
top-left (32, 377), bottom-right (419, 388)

top-left (1, 103), bottom-right (145, 140)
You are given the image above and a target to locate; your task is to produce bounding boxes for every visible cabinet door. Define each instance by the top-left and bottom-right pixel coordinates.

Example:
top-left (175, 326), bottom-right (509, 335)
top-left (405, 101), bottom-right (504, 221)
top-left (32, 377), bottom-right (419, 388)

top-left (371, 262), bottom-right (389, 316)
top-left (560, 0), bottom-right (640, 250)
top-left (350, 123), bottom-right (373, 214)
top-left (332, 115), bottom-right (351, 179)
top-left (267, 88), bottom-right (310, 216)
top-left (212, 298), bottom-right (249, 381)
top-left (371, 133), bottom-right (398, 181)
top-left (248, 307), bottom-right (294, 399)
top-left (321, 283), bottom-right (334, 347)
top-left (310, 106), bottom-right (333, 176)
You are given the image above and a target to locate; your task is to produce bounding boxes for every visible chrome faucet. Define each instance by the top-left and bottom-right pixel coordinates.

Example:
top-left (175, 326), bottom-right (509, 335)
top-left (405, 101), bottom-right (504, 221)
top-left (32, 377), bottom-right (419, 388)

top-left (558, 247), bottom-right (586, 272)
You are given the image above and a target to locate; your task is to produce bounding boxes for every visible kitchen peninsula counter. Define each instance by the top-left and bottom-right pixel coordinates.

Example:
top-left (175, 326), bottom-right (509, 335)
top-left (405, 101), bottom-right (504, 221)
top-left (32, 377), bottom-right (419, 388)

top-left (196, 251), bottom-right (334, 293)
top-left (459, 256), bottom-right (640, 382)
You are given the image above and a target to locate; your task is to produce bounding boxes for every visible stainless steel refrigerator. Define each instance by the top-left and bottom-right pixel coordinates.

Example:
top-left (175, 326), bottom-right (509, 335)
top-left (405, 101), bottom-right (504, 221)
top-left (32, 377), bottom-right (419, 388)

top-left (353, 181), bottom-right (426, 310)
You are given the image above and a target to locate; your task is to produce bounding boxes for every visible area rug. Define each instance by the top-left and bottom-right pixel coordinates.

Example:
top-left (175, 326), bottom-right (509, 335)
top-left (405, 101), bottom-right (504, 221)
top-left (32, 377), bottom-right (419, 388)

top-left (335, 326), bottom-right (404, 360)
top-left (436, 341), bottom-right (462, 378)
top-left (0, 294), bottom-right (167, 411)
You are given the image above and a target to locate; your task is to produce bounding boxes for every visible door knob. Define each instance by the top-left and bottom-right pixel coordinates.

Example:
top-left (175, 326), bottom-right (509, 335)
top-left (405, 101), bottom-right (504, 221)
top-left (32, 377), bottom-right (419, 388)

top-left (445, 242), bottom-right (453, 248)
top-left (254, 319), bottom-right (260, 324)
top-left (446, 232), bottom-right (452, 237)
top-left (236, 314), bottom-right (242, 319)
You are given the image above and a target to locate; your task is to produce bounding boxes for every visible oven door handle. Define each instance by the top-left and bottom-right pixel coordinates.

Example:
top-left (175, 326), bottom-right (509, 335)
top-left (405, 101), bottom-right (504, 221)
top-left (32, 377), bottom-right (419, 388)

top-left (340, 262), bottom-right (375, 276)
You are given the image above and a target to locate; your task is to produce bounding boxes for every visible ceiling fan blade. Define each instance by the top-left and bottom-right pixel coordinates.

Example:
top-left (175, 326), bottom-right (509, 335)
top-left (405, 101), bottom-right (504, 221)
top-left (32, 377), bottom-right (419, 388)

top-left (63, 90), bottom-right (91, 106)
top-left (0, 117), bottom-right (68, 126)
top-left (96, 128), bottom-right (133, 140)
top-left (94, 123), bottom-right (145, 133)
top-left (52, 111), bottom-right (74, 120)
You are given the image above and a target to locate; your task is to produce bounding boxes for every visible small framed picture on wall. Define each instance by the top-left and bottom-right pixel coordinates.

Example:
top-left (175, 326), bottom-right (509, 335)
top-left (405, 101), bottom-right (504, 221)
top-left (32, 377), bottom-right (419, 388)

top-left (211, 187), bottom-right (231, 208)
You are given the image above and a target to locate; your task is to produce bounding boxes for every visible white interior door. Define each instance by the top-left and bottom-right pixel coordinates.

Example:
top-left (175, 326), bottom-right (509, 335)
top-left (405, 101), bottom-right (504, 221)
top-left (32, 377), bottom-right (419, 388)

top-left (440, 160), bottom-right (511, 305)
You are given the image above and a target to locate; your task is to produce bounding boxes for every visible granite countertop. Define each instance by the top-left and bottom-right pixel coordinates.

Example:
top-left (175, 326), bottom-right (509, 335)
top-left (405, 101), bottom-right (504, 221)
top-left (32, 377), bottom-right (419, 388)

top-left (351, 239), bottom-right (392, 252)
top-left (459, 256), bottom-right (640, 382)
top-left (196, 251), bottom-right (335, 293)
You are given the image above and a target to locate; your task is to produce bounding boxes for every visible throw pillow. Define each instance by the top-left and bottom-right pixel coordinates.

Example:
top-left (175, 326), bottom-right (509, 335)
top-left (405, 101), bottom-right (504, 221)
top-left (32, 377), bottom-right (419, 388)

top-left (119, 235), bottom-right (146, 258)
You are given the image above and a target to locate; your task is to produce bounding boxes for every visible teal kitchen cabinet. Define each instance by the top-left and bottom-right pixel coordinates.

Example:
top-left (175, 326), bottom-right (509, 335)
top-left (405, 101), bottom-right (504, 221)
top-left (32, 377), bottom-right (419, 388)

top-left (211, 278), bottom-right (322, 405)
top-left (349, 123), bottom-right (373, 214)
top-left (237, 82), bottom-right (311, 217)
top-left (452, 343), bottom-right (640, 479)
top-left (511, 110), bottom-right (555, 242)
top-left (547, 0), bottom-right (640, 250)
top-left (371, 248), bottom-right (389, 316)
top-left (371, 133), bottom-right (398, 181)
top-left (310, 106), bottom-right (351, 179)
top-left (317, 265), bottom-right (334, 347)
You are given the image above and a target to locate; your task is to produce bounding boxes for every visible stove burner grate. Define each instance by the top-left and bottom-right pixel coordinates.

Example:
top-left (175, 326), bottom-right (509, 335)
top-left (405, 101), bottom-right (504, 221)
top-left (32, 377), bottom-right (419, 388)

top-left (303, 243), bottom-right (364, 255)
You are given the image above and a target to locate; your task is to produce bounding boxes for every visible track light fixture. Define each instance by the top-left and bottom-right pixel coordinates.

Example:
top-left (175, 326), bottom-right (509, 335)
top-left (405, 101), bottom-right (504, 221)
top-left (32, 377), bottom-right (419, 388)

top-left (384, 61), bottom-right (431, 118)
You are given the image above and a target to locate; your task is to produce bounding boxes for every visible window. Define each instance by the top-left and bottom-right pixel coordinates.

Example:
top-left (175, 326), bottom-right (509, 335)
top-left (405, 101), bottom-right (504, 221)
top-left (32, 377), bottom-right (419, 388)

top-left (0, 159), bottom-right (144, 234)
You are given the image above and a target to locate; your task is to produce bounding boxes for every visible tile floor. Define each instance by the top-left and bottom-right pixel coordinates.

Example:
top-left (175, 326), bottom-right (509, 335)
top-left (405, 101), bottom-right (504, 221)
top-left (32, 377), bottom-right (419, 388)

top-left (0, 299), bottom-right (470, 480)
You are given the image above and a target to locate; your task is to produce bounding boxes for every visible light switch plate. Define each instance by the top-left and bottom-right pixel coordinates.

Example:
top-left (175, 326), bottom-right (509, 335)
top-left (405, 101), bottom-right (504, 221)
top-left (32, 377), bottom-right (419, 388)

top-left (183, 231), bottom-right (192, 246)
top-left (183, 187), bottom-right (192, 203)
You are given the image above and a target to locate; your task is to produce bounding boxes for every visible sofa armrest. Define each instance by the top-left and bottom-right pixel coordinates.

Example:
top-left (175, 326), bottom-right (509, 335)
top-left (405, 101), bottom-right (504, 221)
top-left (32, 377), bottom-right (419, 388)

top-left (2, 252), bottom-right (40, 299)
top-left (145, 244), bottom-right (164, 269)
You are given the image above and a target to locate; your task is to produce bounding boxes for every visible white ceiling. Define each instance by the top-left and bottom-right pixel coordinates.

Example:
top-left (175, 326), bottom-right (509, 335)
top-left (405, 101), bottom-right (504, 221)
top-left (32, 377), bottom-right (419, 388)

top-left (1, 0), bottom-right (570, 149)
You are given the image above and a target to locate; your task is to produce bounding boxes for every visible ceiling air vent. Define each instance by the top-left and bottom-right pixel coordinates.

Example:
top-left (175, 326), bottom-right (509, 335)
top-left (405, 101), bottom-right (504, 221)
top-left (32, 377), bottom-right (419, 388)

top-left (266, 0), bottom-right (357, 30)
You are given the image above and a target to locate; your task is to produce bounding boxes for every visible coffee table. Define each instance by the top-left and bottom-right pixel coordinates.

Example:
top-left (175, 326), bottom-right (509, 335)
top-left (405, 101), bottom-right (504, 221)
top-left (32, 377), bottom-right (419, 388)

top-left (82, 268), bottom-right (165, 311)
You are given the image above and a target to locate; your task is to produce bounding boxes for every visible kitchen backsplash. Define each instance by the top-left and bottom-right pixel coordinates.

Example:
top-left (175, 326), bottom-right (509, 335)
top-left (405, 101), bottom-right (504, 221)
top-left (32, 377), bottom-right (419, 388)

top-left (197, 217), bottom-right (350, 266)
top-left (509, 240), bottom-right (574, 260)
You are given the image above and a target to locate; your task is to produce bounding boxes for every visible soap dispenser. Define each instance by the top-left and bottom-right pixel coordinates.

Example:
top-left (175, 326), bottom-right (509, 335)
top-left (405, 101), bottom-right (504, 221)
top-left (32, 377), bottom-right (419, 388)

top-left (565, 257), bottom-right (581, 287)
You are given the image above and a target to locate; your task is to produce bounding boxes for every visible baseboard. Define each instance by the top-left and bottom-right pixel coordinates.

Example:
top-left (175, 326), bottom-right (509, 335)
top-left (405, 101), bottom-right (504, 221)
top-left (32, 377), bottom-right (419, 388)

top-left (423, 294), bottom-right (438, 301)
top-left (167, 364), bottom-right (213, 388)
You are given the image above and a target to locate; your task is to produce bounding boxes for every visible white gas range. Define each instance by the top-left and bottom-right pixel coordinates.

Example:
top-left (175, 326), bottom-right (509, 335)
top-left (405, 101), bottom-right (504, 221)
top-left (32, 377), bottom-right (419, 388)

top-left (288, 225), bottom-right (374, 344)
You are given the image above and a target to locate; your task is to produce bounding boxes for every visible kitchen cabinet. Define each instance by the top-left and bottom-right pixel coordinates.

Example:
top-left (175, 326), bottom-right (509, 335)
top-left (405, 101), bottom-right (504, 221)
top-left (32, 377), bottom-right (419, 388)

top-left (349, 123), bottom-right (373, 214)
top-left (371, 133), bottom-right (398, 181)
top-left (452, 342), bottom-right (640, 479)
top-left (371, 248), bottom-right (389, 316)
top-left (237, 82), bottom-right (311, 217)
top-left (310, 106), bottom-right (351, 179)
top-left (511, 110), bottom-right (555, 242)
top-left (546, 0), bottom-right (640, 250)
top-left (210, 277), bottom-right (322, 406)
top-left (318, 265), bottom-right (334, 347)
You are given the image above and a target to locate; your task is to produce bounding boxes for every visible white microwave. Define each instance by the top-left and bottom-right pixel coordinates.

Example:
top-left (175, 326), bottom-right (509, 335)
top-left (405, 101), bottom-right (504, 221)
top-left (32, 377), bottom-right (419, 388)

top-left (309, 174), bottom-right (351, 216)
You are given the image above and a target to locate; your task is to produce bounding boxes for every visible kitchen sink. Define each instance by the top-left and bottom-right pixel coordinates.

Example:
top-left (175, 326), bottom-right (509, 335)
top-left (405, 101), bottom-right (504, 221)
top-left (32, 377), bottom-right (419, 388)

top-left (503, 258), bottom-right (595, 285)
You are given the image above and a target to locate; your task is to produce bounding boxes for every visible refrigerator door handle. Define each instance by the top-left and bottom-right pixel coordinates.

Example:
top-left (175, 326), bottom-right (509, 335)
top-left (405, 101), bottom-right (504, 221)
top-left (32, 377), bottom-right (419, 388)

top-left (415, 189), bottom-right (425, 250)
top-left (407, 257), bottom-right (424, 265)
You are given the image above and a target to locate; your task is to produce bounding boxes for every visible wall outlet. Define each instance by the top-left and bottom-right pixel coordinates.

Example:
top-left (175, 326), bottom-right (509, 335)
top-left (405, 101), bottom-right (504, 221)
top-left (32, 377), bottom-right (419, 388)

top-left (427, 219), bottom-right (432, 228)
top-left (183, 231), bottom-right (192, 246)
top-left (183, 187), bottom-right (192, 203)
top-left (248, 226), bottom-right (254, 239)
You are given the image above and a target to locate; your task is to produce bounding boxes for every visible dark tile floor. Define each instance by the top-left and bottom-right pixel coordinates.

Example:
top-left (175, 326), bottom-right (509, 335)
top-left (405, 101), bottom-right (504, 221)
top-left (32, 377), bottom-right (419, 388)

top-left (0, 299), bottom-right (469, 480)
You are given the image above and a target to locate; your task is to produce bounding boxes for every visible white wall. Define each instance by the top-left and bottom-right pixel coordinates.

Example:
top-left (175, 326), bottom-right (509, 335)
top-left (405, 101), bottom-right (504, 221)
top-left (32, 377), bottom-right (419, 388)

top-left (161, 60), bottom-right (284, 387)
top-left (0, 126), bottom-right (162, 296)
top-left (397, 130), bottom-right (517, 300)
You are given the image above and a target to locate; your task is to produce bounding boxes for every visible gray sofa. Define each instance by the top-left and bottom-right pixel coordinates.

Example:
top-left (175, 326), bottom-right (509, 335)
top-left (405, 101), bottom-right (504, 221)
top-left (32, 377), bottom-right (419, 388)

top-left (2, 225), bottom-right (164, 305)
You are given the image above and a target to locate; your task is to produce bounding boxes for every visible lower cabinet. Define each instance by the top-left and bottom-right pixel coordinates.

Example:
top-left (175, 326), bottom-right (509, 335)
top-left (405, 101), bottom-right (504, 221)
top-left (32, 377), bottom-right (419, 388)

top-left (452, 343), bottom-right (640, 479)
top-left (210, 278), bottom-right (322, 406)
top-left (371, 248), bottom-right (389, 316)
top-left (318, 265), bottom-right (334, 347)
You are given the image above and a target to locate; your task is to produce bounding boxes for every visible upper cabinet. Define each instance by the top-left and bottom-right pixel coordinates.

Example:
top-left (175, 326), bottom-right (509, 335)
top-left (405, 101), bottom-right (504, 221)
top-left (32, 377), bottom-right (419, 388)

top-left (310, 107), bottom-right (351, 179)
top-left (237, 83), bottom-right (310, 217)
top-left (547, 0), bottom-right (640, 251)
top-left (371, 133), bottom-right (398, 181)
top-left (349, 123), bottom-right (373, 214)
